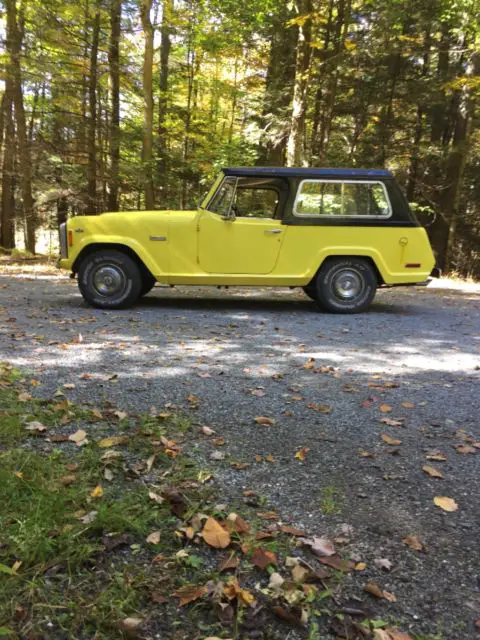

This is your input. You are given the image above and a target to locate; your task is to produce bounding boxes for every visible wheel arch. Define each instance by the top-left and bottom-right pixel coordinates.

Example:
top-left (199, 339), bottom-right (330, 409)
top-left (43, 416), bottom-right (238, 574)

top-left (72, 243), bottom-right (155, 283)
top-left (307, 254), bottom-right (385, 287)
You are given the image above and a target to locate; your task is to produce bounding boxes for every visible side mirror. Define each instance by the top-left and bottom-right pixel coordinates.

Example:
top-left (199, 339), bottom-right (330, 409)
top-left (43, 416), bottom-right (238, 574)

top-left (221, 211), bottom-right (236, 222)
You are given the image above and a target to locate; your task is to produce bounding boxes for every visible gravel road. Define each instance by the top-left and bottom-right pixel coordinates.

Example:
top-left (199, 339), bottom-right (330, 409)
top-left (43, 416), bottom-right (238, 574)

top-left (1, 273), bottom-right (479, 638)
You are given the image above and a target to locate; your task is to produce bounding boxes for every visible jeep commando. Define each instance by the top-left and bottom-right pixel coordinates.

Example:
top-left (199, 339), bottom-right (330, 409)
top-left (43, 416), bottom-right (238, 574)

top-left (58, 167), bottom-right (436, 313)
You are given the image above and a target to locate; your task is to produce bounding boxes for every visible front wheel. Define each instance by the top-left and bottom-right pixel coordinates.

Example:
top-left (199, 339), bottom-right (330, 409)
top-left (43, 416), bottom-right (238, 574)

top-left (77, 250), bottom-right (143, 309)
top-left (314, 258), bottom-right (377, 313)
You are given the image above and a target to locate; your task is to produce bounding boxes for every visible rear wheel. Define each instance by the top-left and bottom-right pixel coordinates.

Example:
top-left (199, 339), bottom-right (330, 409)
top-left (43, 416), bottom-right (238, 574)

top-left (315, 257), bottom-right (377, 313)
top-left (140, 274), bottom-right (156, 297)
top-left (302, 283), bottom-right (318, 301)
top-left (77, 250), bottom-right (143, 309)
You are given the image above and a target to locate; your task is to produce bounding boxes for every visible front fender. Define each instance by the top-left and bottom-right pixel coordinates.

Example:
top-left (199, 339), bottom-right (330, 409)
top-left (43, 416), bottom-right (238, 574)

top-left (70, 235), bottom-right (165, 277)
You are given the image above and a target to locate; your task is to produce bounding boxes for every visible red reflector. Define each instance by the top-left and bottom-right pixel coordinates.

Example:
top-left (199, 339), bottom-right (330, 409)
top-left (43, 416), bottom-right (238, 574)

top-left (405, 263), bottom-right (421, 268)
top-left (68, 230), bottom-right (73, 247)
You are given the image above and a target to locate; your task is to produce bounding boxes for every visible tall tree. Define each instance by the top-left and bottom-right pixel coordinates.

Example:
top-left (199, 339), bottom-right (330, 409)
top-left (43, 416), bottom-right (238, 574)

top-left (87, 9), bottom-right (101, 214)
top-left (6, 0), bottom-right (35, 252)
top-left (108, 0), bottom-right (122, 211)
top-left (157, 0), bottom-right (172, 201)
top-left (286, 0), bottom-right (313, 166)
top-left (140, 0), bottom-right (155, 210)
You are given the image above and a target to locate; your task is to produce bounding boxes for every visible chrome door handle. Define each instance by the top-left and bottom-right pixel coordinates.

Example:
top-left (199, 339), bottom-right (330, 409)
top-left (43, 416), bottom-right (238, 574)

top-left (265, 229), bottom-right (282, 235)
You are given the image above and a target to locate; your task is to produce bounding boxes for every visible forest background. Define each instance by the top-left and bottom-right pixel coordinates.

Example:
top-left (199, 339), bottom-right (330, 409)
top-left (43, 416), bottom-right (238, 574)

top-left (1, 0), bottom-right (479, 275)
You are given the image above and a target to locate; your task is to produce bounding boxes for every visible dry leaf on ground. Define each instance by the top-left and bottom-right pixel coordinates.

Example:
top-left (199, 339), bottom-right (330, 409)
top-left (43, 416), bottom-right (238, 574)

top-left (98, 436), bottom-right (129, 448)
top-left (422, 465), bottom-right (443, 478)
top-left (300, 536), bottom-right (335, 557)
top-left (254, 416), bottom-right (276, 426)
top-left (434, 496), bottom-right (458, 512)
top-left (402, 535), bottom-right (424, 552)
top-left (381, 433), bottom-right (402, 446)
top-left (69, 429), bottom-right (87, 444)
top-left (425, 450), bottom-right (447, 461)
top-left (146, 531), bottom-right (161, 544)
top-left (90, 485), bottom-right (103, 498)
top-left (251, 547), bottom-right (277, 569)
top-left (202, 517), bottom-right (231, 548)
top-left (173, 584), bottom-right (208, 606)
top-left (295, 447), bottom-right (310, 461)
top-left (380, 404), bottom-right (393, 413)
top-left (364, 581), bottom-right (397, 602)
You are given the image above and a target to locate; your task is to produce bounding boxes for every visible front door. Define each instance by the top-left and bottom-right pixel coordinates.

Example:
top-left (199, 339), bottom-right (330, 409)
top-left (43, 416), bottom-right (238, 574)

top-left (198, 176), bottom-right (286, 275)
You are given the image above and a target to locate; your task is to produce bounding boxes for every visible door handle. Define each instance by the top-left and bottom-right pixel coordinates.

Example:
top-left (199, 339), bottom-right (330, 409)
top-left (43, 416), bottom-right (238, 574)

top-left (265, 229), bottom-right (282, 235)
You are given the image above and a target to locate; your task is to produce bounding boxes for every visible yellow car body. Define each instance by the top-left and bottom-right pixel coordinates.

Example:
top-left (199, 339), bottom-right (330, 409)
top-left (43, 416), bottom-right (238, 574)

top-left (58, 167), bottom-right (435, 312)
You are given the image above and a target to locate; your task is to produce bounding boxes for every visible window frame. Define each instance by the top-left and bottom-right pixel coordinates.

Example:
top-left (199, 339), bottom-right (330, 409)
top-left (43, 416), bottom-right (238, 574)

top-left (292, 179), bottom-right (393, 220)
top-left (206, 176), bottom-right (238, 217)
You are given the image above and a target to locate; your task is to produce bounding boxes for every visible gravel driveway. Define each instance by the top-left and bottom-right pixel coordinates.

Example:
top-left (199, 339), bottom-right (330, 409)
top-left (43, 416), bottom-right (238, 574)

top-left (1, 273), bottom-right (479, 638)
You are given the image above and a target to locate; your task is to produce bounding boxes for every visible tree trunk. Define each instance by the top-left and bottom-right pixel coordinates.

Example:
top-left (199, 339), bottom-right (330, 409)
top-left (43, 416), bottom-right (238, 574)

top-left (140, 0), bottom-right (155, 210)
top-left (7, 0), bottom-right (35, 252)
top-left (286, 0), bottom-right (313, 167)
top-left (157, 0), bottom-right (172, 203)
top-left (87, 10), bottom-right (100, 214)
top-left (181, 9), bottom-right (195, 209)
top-left (257, 4), bottom-right (297, 165)
top-left (108, 0), bottom-right (121, 211)
top-left (1, 90), bottom-right (16, 249)
top-left (441, 51), bottom-right (479, 272)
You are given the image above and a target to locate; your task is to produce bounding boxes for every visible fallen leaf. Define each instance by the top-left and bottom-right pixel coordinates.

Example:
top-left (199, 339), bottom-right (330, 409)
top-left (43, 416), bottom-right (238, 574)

top-left (173, 584), bottom-right (208, 606)
top-left (374, 629), bottom-right (413, 640)
top-left (307, 403), bottom-right (331, 413)
top-left (401, 401), bottom-right (415, 409)
top-left (210, 450), bottom-right (225, 460)
top-left (146, 531), bottom-right (161, 544)
top-left (118, 617), bottom-right (144, 635)
top-left (358, 449), bottom-right (375, 458)
top-left (17, 392), bottom-right (32, 402)
top-left (148, 490), bottom-right (164, 504)
top-left (59, 474), bottom-right (77, 486)
top-left (223, 579), bottom-right (255, 606)
top-left (422, 465), bottom-right (443, 478)
top-left (295, 447), bottom-right (310, 461)
top-left (280, 525), bottom-right (305, 537)
top-left (456, 444), bottom-right (476, 454)
top-left (150, 591), bottom-right (168, 604)
top-left (63, 383), bottom-right (76, 390)
top-left (268, 572), bottom-right (285, 590)
top-left (251, 547), bottom-right (277, 569)
top-left (202, 517), bottom-right (231, 549)
top-left (402, 535), bottom-right (424, 552)
top-left (162, 488), bottom-right (187, 518)
top-left (374, 558), bottom-right (393, 571)
top-left (300, 536), bottom-right (335, 557)
top-left (291, 564), bottom-right (310, 583)
top-left (318, 555), bottom-right (355, 572)
top-left (90, 485), bottom-right (103, 498)
top-left (379, 404), bottom-right (393, 413)
top-left (104, 468), bottom-right (114, 481)
top-left (365, 581), bottom-right (397, 602)
top-left (355, 562), bottom-right (367, 571)
top-left (79, 510), bottom-right (97, 524)
top-left (226, 513), bottom-right (250, 534)
top-left (381, 433), bottom-right (402, 446)
top-left (25, 421), bottom-right (47, 433)
top-left (201, 425), bottom-right (215, 436)
top-left (380, 417), bottom-right (404, 427)
top-left (69, 429), bottom-right (87, 445)
top-left (254, 416), bottom-right (276, 426)
top-left (98, 436), bottom-right (129, 448)
top-left (218, 552), bottom-right (239, 572)
top-left (114, 410), bottom-right (128, 420)
top-left (434, 496), bottom-right (458, 512)
top-left (425, 450), bottom-right (447, 461)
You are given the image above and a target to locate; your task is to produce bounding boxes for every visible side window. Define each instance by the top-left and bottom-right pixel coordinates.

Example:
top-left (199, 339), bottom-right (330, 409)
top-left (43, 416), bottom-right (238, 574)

top-left (208, 177), bottom-right (237, 216)
top-left (294, 181), bottom-right (391, 218)
top-left (234, 188), bottom-right (278, 219)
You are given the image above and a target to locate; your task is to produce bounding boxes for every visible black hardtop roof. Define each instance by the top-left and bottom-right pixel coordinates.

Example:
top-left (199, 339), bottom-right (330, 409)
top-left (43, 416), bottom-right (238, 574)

top-left (223, 167), bottom-right (393, 179)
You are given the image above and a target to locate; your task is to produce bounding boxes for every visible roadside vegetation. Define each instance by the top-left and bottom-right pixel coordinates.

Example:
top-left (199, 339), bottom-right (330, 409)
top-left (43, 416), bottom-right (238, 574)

top-left (0, 362), bottom-right (425, 640)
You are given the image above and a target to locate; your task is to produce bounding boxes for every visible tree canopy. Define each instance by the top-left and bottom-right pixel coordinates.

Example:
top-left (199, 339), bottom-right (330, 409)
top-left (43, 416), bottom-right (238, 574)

top-left (1, 0), bottom-right (479, 274)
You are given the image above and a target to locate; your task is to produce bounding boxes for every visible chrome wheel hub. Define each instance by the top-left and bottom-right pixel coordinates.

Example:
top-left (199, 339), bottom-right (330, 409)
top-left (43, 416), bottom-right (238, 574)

top-left (332, 269), bottom-right (363, 300)
top-left (92, 265), bottom-right (125, 296)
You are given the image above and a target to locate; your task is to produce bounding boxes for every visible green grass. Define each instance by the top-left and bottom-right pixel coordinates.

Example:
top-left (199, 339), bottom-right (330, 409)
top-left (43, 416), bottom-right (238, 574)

top-left (320, 485), bottom-right (342, 515)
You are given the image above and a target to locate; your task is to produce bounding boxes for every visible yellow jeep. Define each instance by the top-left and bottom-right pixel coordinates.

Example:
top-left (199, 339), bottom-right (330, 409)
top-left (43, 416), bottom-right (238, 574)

top-left (58, 167), bottom-right (435, 313)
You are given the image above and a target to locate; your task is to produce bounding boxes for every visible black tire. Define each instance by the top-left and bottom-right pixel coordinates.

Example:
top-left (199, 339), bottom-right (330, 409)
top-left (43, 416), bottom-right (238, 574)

top-left (140, 274), bottom-right (156, 297)
top-left (315, 257), bottom-right (377, 314)
top-left (77, 250), bottom-right (143, 309)
top-left (302, 283), bottom-right (318, 301)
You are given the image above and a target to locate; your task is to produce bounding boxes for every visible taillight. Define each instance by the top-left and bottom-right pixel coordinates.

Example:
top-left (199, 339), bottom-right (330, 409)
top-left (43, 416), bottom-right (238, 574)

top-left (68, 230), bottom-right (73, 247)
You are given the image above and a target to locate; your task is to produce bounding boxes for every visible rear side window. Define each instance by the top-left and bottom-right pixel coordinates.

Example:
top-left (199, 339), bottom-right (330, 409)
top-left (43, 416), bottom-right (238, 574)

top-left (294, 180), bottom-right (392, 218)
